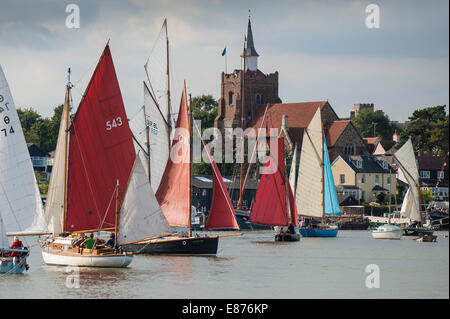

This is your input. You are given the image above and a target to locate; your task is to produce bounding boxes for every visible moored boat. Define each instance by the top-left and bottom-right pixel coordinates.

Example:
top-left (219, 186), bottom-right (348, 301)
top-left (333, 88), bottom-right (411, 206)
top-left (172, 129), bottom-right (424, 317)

top-left (371, 224), bottom-right (402, 239)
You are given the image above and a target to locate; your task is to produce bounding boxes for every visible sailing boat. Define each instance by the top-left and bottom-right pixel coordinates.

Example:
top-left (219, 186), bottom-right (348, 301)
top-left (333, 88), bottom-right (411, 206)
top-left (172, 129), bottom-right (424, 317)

top-left (0, 64), bottom-right (45, 273)
top-left (296, 107), bottom-right (341, 237)
top-left (249, 135), bottom-right (299, 241)
top-left (393, 138), bottom-right (433, 237)
top-left (39, 44), bottom-right (135, 267)
top-left (122, 85), bottom-right (228, 255)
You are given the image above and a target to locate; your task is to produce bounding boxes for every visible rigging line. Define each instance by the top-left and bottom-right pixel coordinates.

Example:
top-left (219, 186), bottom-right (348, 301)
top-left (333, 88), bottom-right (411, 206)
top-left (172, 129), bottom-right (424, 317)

top-left (97, 185), bottom-right (118, 231)
top-left (193, 119), bottom-right (234, 215)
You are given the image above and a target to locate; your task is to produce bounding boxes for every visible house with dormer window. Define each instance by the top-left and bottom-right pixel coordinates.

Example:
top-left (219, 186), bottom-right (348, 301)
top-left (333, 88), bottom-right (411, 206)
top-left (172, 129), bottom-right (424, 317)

top-left (417, 155), bottom-right (449, 201)
top-left (331, 155), bottom-right (397, 203)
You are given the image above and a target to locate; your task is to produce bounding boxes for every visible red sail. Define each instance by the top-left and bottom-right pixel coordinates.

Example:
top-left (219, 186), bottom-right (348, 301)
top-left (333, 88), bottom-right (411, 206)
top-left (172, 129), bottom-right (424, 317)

top-left (200, 135), bottom-right (239, 230)
top-left (156, 89), bottom-right (191, 227)
top-left (65, 44), bottom-right (136, 232)
top-left (250, 137), bottom-right (298, 226)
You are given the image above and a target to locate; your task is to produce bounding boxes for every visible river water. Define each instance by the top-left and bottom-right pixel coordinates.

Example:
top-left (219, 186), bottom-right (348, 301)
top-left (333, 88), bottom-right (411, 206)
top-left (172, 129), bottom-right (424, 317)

top-left (1, 230), bottom-right (448, 299)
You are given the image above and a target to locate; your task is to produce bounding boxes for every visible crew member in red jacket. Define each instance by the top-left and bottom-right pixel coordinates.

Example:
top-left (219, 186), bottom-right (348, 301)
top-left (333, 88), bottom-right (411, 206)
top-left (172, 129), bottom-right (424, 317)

top-left (10, 236), bottom-right (24, 257)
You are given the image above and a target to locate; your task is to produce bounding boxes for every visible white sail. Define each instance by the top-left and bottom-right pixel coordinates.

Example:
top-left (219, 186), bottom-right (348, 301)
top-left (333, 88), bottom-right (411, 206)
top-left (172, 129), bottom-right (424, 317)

top-left (394, 138), bottom-right (421, 221)
top-left (129, 82), bottom-right (170, 192)
top-left (0, 212), bottom-right (8, 248)
top-left (144, 18), bottom-right (170, 124)
top-left (118, 156), bottom-right (170, 245)
top-left (289, 144), bottom-right (298, 200)
top-left (44, 90), bottom-right (70, 235)
top-left (395, 138), bottom-right (420, 186)
top-left (399, 187), bottom-right (420, 221)
top-left (0, 64), bottom-right (47, 234)
top-left (296, 107), bottom-right (324, 218)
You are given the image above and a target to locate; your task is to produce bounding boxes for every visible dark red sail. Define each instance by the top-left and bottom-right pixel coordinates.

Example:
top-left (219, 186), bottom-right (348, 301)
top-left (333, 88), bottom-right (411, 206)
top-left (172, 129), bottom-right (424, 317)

top-left (250, 137), bottom-right (298, 226)
top-left (201, 135), bottom-right (239, 230)
top-left (65, 44), bottom-right (136, 232)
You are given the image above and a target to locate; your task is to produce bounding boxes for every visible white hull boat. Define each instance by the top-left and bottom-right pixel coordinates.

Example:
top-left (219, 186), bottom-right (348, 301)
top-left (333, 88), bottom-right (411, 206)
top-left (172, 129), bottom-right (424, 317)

top-left (372, 224), bottom-right (402, 239)
top-left (41, 249), bottom-right (132, 268)
top-left (41, 237), bottom-right (132, 268)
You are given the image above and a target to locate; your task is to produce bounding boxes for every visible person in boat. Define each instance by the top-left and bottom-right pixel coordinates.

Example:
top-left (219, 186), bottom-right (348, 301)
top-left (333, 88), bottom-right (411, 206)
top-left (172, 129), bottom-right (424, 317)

top-left (10, 236), bottom-right (24, 257)
top-left (106, 233), bottom-right (115, 248)
top-left (83, 233), bottom-right (96, 249)
top-left (287, 224), bottom-right (296, 234)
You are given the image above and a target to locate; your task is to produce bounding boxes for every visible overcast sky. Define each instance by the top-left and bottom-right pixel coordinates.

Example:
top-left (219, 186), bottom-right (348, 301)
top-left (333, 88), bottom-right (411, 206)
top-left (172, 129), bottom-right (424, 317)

top-left (0, 0), bottom-right (448, 122)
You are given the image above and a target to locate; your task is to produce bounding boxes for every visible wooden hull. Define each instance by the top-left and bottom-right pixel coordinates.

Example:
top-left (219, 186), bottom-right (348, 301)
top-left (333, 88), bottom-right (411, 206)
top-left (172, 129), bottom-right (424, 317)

top-left (121, 236), bottom-right (219, 255)
top-left (403, 227), bottom-right (434, 236)
top-left (41, 248), bottom-right (132, 268)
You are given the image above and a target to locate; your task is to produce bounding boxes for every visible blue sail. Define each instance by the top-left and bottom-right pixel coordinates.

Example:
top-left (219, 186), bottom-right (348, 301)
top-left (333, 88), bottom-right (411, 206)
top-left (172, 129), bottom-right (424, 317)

top-left (323, 137), bottom-right (341, 215)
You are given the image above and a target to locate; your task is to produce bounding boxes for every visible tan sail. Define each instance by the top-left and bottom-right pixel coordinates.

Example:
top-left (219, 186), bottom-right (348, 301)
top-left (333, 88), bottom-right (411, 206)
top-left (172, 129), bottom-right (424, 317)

top-left (44, 86), bottom-right (70, 235)
top-left (289, 144), bottom-right (298, 200)
top-left (295, 107), bottom-right (324, 218)
top-left (394, 138), bottom-right (421, 221)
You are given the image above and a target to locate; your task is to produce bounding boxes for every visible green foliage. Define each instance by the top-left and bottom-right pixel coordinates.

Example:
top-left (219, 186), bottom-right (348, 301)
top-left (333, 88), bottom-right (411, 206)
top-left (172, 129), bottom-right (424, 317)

top-left (191, 94), bottom-right (218, 131)
top-left (351, 109), bottom-right (398, 140)
top-left (420, 188), bottom-right (434, 204)
top-left (17, 104), bottom-right (64, 152)
top-left (399, 105), bottom-right (448, 162)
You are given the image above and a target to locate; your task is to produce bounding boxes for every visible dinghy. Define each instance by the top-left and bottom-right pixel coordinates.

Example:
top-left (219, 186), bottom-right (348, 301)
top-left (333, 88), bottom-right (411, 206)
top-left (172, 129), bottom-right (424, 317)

top-left (0, 64), bottom-right (48, 273)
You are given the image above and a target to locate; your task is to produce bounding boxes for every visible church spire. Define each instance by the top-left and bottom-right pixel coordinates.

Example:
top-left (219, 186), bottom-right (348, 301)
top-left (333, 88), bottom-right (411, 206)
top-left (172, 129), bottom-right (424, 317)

top-left (241, 10), bottom-right (259, 71)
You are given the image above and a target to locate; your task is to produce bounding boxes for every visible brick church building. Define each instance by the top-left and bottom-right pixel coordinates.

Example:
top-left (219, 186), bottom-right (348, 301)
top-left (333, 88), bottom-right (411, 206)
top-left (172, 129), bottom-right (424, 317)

top-left (214, 16), bottom-right (369, 161)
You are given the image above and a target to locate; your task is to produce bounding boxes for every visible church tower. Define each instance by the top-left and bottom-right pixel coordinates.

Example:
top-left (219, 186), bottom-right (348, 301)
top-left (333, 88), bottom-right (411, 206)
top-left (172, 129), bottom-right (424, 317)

top-left (214, 14), bottom-right (281, 135)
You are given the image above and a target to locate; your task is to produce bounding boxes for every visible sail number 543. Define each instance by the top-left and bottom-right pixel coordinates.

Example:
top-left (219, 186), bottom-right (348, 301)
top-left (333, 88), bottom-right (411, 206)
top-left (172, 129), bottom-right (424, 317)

top-left (106, 117), bottom-right (123, 131)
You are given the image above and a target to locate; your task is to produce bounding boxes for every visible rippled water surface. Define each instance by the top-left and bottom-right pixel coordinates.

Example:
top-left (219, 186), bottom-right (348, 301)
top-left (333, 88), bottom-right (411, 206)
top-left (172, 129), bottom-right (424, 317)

top-left (1, 230), bottom-right (448, 299)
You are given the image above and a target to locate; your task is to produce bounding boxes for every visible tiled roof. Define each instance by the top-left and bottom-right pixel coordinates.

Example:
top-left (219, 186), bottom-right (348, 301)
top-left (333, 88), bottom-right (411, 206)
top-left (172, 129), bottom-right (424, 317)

top-left (247, 101), bottom-right (330, 147)
top-left (324, 120), bottom-right (351, 146)
top-left (339, 155), bottom-right (395, 174)
top-left (417, 155), bottom-right (448, 170)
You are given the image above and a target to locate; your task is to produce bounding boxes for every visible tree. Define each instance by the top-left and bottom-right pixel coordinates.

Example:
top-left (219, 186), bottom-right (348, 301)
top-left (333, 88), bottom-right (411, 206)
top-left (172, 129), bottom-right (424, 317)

top-left (351, 109), bottom-right (398, 140)
top-left (191, 94), bottom-right (218, 131)
top-left (17, 104), bottom-right (64, 153)
top-left (191, 95), bottom-right (218, 176)
top-left (398, 105), bottom-right (449, 162)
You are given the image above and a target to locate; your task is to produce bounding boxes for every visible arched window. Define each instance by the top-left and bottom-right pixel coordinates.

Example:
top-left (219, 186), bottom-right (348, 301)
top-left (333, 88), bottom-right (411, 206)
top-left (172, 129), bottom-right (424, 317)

top-left (228, 91), bottom-right (234, 105)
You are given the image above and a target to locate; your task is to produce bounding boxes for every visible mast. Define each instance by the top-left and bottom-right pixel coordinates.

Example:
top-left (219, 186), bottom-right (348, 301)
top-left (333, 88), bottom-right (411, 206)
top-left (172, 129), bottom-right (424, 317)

top-left (321, 126), bottom-right (325, 223)
top-left (187, 85), bottom-right (192, 237)
top-left (114, 180), bottom-right (119, 248)
top-left (283, 141), bottom-right (292, 226)
top-left (166, 20), bottom-right (172, 153)
top-left (62, 68), bottom-right (72, 232)
top-left (237, 33), bottom-right (247, 209)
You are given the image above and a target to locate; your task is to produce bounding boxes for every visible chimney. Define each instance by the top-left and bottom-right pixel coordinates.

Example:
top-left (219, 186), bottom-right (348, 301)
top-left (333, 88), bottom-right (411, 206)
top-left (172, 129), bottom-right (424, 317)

top-left (393, 130), bottom-right (399, 143)
top-left (282, 114), bottom-right (288, 130)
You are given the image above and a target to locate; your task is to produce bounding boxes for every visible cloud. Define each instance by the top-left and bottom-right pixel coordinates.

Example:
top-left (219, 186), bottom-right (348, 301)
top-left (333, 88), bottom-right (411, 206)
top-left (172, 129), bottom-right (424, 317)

top-left (0, 0), bottom-right (447, 122)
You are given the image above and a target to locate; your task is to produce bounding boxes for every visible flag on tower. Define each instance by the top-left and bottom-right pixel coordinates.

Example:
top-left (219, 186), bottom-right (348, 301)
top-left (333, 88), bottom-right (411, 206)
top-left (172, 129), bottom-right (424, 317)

top-left (221, 47), bottom-right (226, 56)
